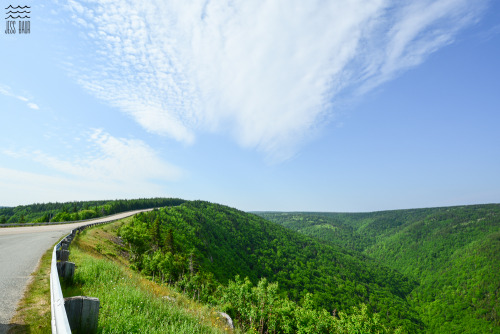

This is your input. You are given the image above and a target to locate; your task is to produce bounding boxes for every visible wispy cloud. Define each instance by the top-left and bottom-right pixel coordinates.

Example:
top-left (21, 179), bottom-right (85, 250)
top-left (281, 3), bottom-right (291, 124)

top-left (27, 102), bottom-right (40, 110)
top-left (0, 166), bottom-right (169, 206)
top-left (30, 129), bottom-right (183, 182)
top-left (60, 0), bottom-right (487, 160)
top-left (0, 84), bottom-right (40, 110)
top-left (0, 129), bottom-right (185, 205)
top-left (1, 129), bottom-right (183, 203)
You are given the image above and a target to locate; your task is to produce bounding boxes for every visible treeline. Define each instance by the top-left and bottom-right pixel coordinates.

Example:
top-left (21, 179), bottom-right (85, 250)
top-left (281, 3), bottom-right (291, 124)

top-left (0, 198), bottom-right (186, 224)
top-left (258, 204), bottom-right (500, 333)
top-left (117, 201), bottom-right (422, 332)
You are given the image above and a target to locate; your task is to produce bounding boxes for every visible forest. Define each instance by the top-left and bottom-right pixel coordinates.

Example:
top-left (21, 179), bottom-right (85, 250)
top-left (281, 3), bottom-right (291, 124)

top-left (117, 201), bottom-right (423, 332)
top-left (0, 197), bottom-right (186, 224)
top-left (257, 204), bottom-right (500, 333)
top-left (3, 198), bottom-right (498, 332)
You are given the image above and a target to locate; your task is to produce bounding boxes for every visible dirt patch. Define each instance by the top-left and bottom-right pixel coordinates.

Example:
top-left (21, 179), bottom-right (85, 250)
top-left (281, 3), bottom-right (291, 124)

top-left (110, 235), bottom-right (130, 260)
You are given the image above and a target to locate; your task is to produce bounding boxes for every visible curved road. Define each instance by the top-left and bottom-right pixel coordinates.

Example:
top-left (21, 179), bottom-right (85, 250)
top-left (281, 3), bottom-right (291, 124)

top-left (0, 209), bottom-right (153, 331)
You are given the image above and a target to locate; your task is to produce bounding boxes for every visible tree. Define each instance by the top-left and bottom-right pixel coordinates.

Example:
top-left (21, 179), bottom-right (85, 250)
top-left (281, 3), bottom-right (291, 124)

top-left (165, 228), bottom-right (175, 254)
top-left (151, 217), bottom-right (162, 249)
top-left (189, 251), bottom-right (198, 276)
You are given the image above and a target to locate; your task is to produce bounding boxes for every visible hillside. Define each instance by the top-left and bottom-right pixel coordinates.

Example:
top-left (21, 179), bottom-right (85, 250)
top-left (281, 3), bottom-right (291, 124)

top-left (257, 204), bottom-right (500, 333)
top-left (117, 201), bottom-right (422, 331)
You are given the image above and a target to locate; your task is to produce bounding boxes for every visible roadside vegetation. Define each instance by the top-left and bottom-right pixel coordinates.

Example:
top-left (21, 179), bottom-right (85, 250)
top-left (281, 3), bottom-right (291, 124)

top-left (8, 244), bottom-right (56, 333)
top-left (62, 220), bottom-right (229, 333)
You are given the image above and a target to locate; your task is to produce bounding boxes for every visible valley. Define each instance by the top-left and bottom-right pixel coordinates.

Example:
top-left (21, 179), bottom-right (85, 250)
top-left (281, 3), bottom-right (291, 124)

top-left (257, 204), bottom-right (500, 333)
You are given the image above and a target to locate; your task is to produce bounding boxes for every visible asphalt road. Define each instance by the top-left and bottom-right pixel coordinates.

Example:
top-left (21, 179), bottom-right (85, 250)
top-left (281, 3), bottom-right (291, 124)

top-left (0, 209), bottom-right (152, 331)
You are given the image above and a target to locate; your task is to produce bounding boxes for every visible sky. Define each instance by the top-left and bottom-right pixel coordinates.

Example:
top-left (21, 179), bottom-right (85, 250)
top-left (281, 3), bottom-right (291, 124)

top-left (1, 0), bottom-right (499, 212)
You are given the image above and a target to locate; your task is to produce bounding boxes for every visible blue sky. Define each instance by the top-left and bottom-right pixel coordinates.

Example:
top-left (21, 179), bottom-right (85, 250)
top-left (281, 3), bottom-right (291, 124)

top-left (1, 0), bottom-right (499, 212)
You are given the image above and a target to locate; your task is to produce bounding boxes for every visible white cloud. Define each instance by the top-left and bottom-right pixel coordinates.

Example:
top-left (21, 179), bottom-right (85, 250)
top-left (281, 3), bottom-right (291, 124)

top-left (17, 96), bottom-right (29, 102)
top-left (0, 167), bottom-right (168, 206)
top-left (27, 103), bottom-right (40, 110)
top-left (0, 84), bottom-right (42, 110)
top-left (60, 0), bottom-right (487, 160)
top-left (31, 129), bottom-right (183, 182)
top-left (0, 129), bottom-right (183, 205)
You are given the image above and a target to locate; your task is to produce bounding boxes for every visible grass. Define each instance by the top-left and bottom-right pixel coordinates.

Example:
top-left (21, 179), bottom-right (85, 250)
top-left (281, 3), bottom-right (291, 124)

top-left (8, 242), bottom-right (55, 333)
top-left (61, 220), bottom-right (232, 333)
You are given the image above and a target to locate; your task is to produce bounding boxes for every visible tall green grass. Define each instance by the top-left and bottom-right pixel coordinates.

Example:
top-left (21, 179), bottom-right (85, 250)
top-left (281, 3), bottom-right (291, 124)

top-left (63, 246), bottom-right (225, 333)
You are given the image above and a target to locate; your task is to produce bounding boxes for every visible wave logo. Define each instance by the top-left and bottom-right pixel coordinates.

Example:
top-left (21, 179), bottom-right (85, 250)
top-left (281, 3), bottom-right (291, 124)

top-left (5, 5), bottom-right (31, 34)
top-left (5, 5), bottom-right (30, 19)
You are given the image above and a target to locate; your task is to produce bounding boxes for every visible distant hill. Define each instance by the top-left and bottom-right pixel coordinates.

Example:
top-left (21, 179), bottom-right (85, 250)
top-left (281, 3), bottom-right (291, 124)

top-left (257, 204), bottom-right (500, 333)
top-left (118, 201), bottom-right (422, 331)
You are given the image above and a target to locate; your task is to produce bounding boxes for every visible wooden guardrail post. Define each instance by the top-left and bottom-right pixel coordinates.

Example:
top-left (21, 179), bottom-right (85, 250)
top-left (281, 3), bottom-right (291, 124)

top-left (57, 261), bottom-right (75, 282)
top-left (64, 296), bottom-right (100, 334)
top-left (57, 249), bottom-right (70, 261)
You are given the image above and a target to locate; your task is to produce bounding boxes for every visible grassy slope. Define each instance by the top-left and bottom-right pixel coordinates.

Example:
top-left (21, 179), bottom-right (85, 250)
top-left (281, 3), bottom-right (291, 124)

top-left (257, 204), bottom-right (500, 333)
top-left (63, 220), bottom-right (232, 333)
top-left (8, 220), bottom-right (232, 334)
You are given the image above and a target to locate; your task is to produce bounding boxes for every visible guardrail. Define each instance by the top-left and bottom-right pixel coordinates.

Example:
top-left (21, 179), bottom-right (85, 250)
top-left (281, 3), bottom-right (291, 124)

top-left (50, 209), bottom-right (154, 333)
top-left (50, 239), bottom-right (72, 333)
top-left (50, 222), bottom-right (109, 333)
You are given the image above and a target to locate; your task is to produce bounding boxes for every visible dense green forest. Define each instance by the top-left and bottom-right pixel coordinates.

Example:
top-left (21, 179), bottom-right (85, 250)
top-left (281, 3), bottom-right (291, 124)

top-left (0, 198), bottom-right (186, 224)
top-left (117, 201), bottom-right (422, 332)
top-left (6, 198), bottom-right (497, 332)
top-left (256, 204), bottom-right (500, 333)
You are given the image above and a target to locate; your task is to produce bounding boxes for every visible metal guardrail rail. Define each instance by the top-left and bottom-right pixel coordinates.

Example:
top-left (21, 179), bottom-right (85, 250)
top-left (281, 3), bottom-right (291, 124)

top-left (50, 220), bottom-right (119, 333)
top-left (50, 239), bottom-right (72, 333)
